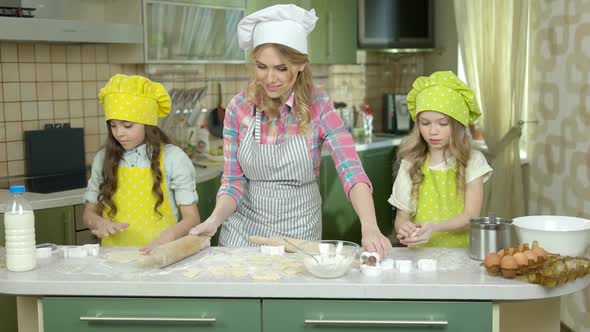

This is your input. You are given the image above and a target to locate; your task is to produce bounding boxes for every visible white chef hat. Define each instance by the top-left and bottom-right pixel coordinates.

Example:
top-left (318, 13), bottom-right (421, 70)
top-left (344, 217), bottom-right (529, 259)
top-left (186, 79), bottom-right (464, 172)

top-left (237, 4), bottom-right (318, 55)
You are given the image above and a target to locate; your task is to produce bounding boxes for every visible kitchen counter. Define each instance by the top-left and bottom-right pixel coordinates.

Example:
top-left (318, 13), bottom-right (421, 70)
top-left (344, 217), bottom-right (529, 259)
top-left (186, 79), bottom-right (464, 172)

top-left (0, 136), bottom-right (402, 213)
top-left (0, 247), bottom-right (587, 300)
top-left (1, 247), bottom-right (587, 332)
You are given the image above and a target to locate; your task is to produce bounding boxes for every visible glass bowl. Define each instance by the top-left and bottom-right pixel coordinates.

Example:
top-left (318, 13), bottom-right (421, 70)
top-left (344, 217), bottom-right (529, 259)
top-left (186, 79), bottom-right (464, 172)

top-left (298, 240), bottom-right (360, 278)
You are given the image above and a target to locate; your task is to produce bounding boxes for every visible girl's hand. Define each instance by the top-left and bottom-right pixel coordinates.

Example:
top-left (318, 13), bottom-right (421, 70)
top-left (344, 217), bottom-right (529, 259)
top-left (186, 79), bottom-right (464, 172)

top-left (361, 224), bottom-right (392, 260)
top-left (140, 229), bottom-right (175, 254)
top-left (400, 222), bottom-right (435, 245)
top-left (189, 217), bottom-right (222, 237)
top-left (396, 222), bottom-right (419, 240)
top-left (89, 217), bottom-right (129, 238)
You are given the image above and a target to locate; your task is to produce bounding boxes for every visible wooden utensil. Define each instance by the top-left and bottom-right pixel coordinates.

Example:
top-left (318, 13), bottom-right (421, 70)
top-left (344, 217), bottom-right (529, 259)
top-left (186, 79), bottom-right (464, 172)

top-left (248, 236), bottom-right (310, 253)
top-left (139, 235), bottom-right (210, 269)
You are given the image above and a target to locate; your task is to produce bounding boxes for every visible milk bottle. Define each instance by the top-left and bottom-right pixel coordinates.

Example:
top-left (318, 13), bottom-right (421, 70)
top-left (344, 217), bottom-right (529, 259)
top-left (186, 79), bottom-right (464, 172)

top-left (4, 185), bottom-right (36, 271)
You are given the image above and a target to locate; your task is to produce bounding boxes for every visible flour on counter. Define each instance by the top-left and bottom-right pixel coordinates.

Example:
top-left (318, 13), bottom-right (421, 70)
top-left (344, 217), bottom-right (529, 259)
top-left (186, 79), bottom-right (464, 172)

top-left (106, 251), bottom-right (143, 264)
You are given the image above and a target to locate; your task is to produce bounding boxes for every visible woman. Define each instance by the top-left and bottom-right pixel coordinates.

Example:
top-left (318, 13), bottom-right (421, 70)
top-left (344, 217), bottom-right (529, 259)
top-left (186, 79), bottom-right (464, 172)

top-left (190, 4), bottom-right (390, 257)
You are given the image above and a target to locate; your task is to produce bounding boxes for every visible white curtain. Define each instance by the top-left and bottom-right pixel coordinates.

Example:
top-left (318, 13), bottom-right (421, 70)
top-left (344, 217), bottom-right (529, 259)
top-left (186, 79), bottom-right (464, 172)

top-left (453, 0), bottom-right (531, 219)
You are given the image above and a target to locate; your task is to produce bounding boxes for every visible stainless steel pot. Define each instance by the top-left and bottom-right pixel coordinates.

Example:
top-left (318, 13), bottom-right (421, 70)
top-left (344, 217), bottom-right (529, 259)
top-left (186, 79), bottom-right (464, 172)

top-left (469, 214), bottom-right (513, 261)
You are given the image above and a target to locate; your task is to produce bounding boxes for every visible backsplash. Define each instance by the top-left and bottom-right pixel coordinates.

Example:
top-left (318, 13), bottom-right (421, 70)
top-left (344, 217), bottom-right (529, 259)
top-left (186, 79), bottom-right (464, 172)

top-left (0, 42), bottom-right (423, 180)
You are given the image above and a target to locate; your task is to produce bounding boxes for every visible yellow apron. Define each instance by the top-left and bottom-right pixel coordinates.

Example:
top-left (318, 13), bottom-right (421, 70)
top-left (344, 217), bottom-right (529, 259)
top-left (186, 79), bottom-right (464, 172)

top-left (414, 157), bottom-right (468, 248)
top-left (101, 151), bottom-right (176, 246)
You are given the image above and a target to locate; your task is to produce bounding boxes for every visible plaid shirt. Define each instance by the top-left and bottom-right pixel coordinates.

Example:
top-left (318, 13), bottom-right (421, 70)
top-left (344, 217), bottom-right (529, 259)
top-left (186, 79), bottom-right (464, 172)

top-left (218, 86), bottom-right (371, 204)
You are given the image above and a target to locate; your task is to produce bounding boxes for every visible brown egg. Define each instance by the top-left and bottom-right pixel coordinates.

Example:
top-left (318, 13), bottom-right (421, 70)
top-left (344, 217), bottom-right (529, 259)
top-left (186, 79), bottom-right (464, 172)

top-left (497, 249), bottom-right (506, 258)
top-left (513, 252), bottom-right (528, 271)
top-left (501, 255), bottom-right (518, 278)
top-left (507, 247), bottom-right (517, 256)
top-left (523, 250), bottom-right (539, 264)
top-left (484, 253), bottom-right (502, 276)
top-left (485, 253), bottom-right (502, 267)
top-left (518, 243), bottom-right (530, 252)
top-left (532, 247), bottom-right (547, 262)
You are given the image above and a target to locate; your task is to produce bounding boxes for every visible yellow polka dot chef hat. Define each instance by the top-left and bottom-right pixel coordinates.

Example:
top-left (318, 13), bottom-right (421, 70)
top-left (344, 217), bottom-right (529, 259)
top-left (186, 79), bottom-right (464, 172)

top-left (406, 71), bottom-right (481, 127)
top-left (98, 74), bottom-right (171, 126)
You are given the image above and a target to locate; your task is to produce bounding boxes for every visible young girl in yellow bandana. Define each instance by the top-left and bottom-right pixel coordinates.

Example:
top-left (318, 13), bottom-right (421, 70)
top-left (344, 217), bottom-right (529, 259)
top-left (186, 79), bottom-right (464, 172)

top-left (389, 71), bottom-right (492, 248)
top-left (83, 74), bottom-right (200, 253)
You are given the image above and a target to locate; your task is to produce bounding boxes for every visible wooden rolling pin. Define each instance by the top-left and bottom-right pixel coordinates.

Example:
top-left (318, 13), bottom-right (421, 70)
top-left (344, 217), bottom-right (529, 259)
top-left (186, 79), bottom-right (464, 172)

top-left (248, 236), bottom-right (310, 253)
top-left (139, 235), bottom-right (210, 269)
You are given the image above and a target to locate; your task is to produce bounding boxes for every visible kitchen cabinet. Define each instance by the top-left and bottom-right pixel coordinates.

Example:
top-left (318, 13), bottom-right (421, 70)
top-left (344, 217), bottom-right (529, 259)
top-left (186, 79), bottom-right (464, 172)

top-left (263, 299), bottom-right (492, 332)
top-left (143, 0), bottom-right (247, 63)
top-left (39, 297), bottom-right (491, 332)
top-left (246, 0), bottom-right (357, 64)
top-left (195, 174), bottom-right (222, 245)
top-left (320, 146), bottom-right (395, 243)
top-left (43, 297), bottom-right (261, 332)
top-left (0, 206), bottom-right (75, 247)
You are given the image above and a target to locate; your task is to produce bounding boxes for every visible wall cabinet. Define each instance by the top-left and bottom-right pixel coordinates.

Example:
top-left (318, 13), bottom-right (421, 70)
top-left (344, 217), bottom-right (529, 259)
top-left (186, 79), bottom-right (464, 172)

top-left (41, 297), bottom-right (492, 332)
top-left (320, 146), bottom-right (395, 243)
top-left (246, 0), bottom-right (357, 64)
top-left (143, 0), bottom-right (247, 63)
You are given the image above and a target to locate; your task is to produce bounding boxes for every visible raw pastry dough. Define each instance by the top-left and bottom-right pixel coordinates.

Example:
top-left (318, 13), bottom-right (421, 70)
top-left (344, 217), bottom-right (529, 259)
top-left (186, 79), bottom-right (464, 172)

top-left (106, 251), bottom-right (143, 263)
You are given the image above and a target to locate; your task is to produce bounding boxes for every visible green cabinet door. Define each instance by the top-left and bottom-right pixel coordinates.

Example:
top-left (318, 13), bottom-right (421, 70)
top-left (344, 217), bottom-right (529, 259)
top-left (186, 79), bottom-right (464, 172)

top-left (319, 153), bottom-right (361, 243)
top-left (319, 146), bottom-right (395, 243)
top-left (263, 300), bottom-right (493, 332)
top-left (195, 174), bottom-right (222, 245)
top-left (246, 0), bottom-right (356, 64)
top-left (309, 0), bottom-right (357, 64)
top-left (43, 297), bottom-right (261, 332)
top-left (359, 146), bottom-right (396, 238)
top-left (0, 206), bottom-right (75, 246)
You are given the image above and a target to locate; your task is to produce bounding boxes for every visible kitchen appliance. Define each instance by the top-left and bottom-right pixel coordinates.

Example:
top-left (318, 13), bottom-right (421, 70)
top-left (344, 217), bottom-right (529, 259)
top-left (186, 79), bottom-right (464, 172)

top-left (469, 214), bottom-right (514, 261)
top-left (383, 94), bottom-right (413, 134)
top-left (358, 0), bottom-right (434, 49)
top-left (513, 215), bottom-right (590, 257)
top-left (24, 127), bottom-right (86, 193)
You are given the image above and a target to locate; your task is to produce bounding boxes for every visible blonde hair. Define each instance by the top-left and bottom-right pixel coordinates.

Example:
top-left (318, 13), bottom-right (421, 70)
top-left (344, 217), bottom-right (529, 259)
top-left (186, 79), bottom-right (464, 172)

top-left (396, 114), bottom-right (471, 202)
top-left (246, 43), bottom-right (313, 134)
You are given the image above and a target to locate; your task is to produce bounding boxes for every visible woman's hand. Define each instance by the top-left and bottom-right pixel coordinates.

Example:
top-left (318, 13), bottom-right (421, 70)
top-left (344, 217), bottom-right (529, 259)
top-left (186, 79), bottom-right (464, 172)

top-left (189, 216), bottom-right (222, 237)
top-left (140, 229), bottom-right (175, 254)
top-left (361, 224), bottom-right (392, 260)
top-left (399, 222), bottom-right (435, 245)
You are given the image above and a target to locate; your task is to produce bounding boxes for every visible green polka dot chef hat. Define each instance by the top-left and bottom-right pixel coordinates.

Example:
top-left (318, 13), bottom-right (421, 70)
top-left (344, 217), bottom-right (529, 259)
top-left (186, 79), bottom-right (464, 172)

top-left (99, 74), bottom-right (171, 126)
top-left (406, 71), bottom-right (481, 127)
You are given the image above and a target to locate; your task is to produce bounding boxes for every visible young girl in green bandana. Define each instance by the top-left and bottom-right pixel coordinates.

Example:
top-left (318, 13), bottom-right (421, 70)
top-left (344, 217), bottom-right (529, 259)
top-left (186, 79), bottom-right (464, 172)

top-left (388, 71), bottom-right (492, 248)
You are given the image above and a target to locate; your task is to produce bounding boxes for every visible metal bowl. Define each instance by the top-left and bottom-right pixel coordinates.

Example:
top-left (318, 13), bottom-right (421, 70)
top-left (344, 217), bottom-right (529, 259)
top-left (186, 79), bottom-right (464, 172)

top-left (512, 215), bottom-right (590, 257)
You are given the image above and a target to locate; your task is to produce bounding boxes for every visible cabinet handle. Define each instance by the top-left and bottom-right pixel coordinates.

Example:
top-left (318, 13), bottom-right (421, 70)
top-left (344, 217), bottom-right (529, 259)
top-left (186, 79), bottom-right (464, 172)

top-left (80, 316), bottom-right (216, 324)
top-left (304, 319), bottom-right (448, 327)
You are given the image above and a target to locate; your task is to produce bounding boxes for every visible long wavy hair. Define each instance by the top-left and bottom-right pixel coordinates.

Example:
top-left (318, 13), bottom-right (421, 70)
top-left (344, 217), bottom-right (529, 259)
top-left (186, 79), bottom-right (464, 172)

top-left (246, 43), bottom-right (313, 135)
top-left (396, 114), bottom-right (471, 203)
top-left (98, 123), bottom-right (171, 219)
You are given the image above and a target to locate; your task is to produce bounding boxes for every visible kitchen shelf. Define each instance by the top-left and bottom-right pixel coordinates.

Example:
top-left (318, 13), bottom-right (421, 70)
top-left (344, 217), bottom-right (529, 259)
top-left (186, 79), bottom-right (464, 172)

top-left (0, 17), bottom-right (143, 43)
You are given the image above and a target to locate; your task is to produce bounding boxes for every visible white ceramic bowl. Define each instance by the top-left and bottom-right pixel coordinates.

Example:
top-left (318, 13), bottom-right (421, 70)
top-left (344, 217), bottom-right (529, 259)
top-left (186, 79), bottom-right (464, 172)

top-left (512, 215), bottom-right (590, 257)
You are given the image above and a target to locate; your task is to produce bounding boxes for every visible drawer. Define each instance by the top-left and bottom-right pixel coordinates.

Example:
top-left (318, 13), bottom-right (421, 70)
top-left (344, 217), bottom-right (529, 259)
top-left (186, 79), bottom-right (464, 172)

top-left (263, 300), bottom-right (492, 332)
top-left (43, 297), bottom-right (261, 332)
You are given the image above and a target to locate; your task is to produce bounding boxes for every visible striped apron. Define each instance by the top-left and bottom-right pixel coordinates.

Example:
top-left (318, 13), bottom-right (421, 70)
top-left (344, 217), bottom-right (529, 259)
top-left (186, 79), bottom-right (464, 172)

top-left (219, 108), bottom-right (322, 246)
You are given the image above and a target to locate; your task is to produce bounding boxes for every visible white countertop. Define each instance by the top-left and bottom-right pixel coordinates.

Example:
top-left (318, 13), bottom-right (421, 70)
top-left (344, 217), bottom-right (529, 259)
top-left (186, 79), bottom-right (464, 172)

top-left (0, 247), bottom-right (587, 301)
top-left (0, 136), bottom-right (401, 213)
